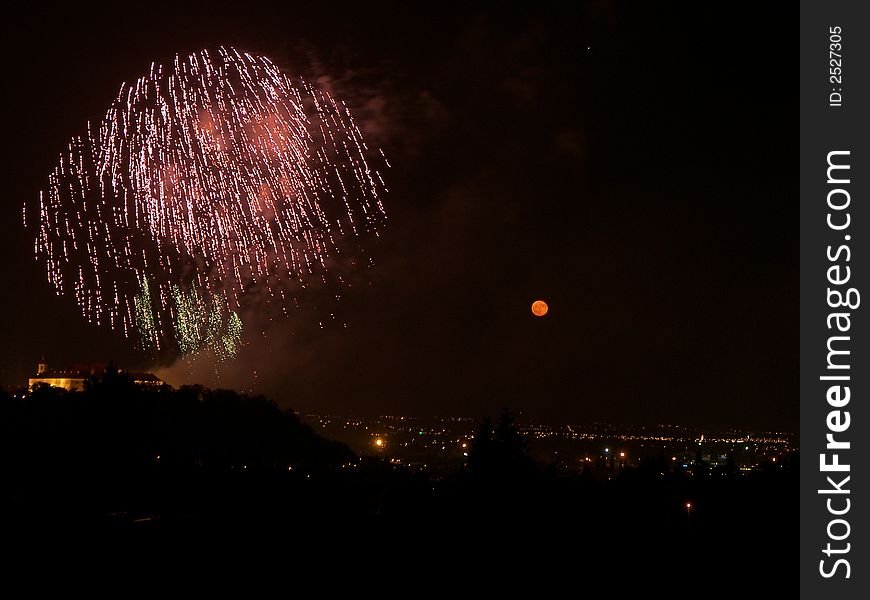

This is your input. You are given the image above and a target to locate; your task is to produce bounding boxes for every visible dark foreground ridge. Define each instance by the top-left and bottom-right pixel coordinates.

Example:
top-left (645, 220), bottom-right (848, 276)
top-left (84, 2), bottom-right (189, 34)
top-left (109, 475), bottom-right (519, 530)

top-left (1, 368), bottom-right (796, 585)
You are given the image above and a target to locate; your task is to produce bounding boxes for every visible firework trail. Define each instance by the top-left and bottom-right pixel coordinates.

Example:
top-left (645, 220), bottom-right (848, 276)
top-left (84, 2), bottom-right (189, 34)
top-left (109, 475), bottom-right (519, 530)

top-left (27, 47), bottom-right (388, 358)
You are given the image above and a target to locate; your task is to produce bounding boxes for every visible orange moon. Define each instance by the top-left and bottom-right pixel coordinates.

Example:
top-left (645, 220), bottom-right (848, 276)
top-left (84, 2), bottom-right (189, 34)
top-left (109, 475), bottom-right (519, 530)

top-left (531, 300), bottom-right (549, 317)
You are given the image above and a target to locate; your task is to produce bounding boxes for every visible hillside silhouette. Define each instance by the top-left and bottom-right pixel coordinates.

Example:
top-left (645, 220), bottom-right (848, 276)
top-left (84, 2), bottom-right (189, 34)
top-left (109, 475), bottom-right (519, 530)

top-left (0, 374), bottom-right (796, 586)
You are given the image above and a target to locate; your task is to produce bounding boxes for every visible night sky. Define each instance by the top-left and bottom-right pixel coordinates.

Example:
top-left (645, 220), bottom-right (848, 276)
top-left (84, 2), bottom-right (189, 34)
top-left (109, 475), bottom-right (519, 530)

top-left (0, 2), bottom-right (796, 430)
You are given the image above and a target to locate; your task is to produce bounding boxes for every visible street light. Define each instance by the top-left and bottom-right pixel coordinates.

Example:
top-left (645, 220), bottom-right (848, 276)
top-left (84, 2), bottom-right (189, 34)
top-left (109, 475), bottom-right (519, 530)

top-left (685, 501), bottom-right (693, 518)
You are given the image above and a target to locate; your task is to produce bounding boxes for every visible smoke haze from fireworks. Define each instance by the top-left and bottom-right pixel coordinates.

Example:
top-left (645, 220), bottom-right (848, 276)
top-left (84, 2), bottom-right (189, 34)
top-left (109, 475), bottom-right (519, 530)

top-left (27, 47), bottom-right (388, 359)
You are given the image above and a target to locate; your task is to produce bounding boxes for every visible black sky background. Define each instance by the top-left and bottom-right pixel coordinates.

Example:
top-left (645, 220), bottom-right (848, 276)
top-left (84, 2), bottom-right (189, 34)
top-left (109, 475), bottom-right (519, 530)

top-left (0, 2), bottom-right (796, 430)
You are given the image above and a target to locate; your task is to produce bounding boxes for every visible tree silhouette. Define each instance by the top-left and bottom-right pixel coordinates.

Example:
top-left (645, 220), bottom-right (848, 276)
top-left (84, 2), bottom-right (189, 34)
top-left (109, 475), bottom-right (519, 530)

top-left (467, 408), bottom-right (535, 482)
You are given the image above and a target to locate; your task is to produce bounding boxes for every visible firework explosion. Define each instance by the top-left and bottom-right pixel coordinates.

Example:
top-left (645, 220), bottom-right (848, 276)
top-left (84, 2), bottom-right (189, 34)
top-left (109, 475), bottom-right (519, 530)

top-left (27, 47), bottom-right (388, 359)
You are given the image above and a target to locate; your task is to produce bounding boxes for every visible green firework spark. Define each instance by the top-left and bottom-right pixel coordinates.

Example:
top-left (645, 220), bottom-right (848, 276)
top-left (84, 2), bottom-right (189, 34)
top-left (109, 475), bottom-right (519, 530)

top-left (172, 285), bottom-right (243, 360)
top-left (134, 277), bottom-right (159, 350)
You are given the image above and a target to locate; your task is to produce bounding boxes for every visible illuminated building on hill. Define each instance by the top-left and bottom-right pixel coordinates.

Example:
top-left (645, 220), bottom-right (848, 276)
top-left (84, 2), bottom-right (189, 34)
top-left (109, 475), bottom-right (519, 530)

top-left (28, 360), bottom-right (163, 392)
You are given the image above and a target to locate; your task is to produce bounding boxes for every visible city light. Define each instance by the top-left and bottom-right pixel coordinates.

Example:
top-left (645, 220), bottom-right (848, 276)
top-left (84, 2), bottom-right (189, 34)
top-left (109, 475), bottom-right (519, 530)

top-left (306, 414), bottom-right (794, 477)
